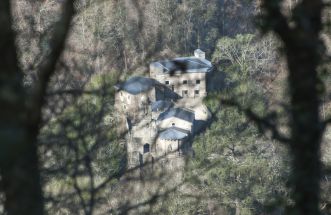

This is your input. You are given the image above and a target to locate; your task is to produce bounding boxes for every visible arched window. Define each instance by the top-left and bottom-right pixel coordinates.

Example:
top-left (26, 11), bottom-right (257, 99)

top-left (143, 143), bottom-right (150, 153)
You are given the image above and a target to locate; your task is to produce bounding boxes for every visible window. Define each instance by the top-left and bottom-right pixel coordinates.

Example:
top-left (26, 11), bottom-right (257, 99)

top-left (143, 144), bottom-right (150, 153)
top-left (172, 123), bottom-right (175, 126)
top-left (183, 80), bottom-right (188, 84)
top-left (165, 80), bottom-right (170, 85)
top-left (182, 90), bottom-right (188, 97)
top-left (196, 80), bottom-right (200, 84)
top-left (120, 92), bottom-right (124, 101)
top-left (195, 90), bottom-right (199, 95)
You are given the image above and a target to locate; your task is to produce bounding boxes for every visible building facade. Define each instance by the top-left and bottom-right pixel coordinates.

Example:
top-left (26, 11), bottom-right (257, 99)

top-left (149, 49), bottom-right (213, 99)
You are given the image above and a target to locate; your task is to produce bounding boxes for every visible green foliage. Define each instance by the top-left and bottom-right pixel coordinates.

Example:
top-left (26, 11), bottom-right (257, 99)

top-left (186, 105), bottom-right (285, 214)
top-left (172, 34), bottom-right (288, 214)
top-left (40, 73), bottom-right (126, 213)
top-left (42, 73), bottom-right (125, 174)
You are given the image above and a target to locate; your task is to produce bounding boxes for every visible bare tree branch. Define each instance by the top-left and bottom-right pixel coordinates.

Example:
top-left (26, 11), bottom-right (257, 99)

top-left (220, 98), bottom-right (290, 143)
top-left (47, 89), bottom-right (100, 97)
top-left (28, 0), bottom-right (75, 127)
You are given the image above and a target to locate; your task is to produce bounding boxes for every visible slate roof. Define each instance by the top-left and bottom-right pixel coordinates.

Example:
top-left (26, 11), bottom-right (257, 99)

top-left (151, 57), bottom-right (212, 74)
top-left (117, 76), bottom-right (156, 95)
top-left (151, 100), bottom-right (172, 112)
top-left (157, 107), bottom-right (195, 123)
top-left (159, 127), bottom-right (189, 140)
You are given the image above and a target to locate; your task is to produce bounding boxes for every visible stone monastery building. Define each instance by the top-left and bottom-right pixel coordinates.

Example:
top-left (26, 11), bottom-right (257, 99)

top-left (114, 49), bottom-right (213, 168)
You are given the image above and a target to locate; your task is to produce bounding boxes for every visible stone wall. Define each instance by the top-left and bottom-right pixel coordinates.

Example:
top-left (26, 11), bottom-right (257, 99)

top-left (150, 71), bottom-right (207, 99)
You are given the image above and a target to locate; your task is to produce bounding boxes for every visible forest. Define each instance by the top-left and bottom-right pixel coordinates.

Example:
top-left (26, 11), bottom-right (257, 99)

top-left (1, 0), bottom-right (331, 215)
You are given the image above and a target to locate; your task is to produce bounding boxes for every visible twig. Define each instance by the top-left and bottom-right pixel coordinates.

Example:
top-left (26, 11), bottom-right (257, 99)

top-left (220, 98), bottom-right (290, 143)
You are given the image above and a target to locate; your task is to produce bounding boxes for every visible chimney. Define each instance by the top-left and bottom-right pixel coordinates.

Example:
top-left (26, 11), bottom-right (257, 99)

top-left (194, 49), bottom-right (205, 59)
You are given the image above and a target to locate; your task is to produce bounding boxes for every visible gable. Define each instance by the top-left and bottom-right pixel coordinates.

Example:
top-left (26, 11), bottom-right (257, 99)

top-left (157, 108), bottom-right (194, 123)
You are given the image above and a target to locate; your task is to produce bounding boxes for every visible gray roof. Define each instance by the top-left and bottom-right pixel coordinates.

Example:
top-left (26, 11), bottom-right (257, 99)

top-left (151, 100), bottom-right (172, 112)
top-left (159, 127), bottom-right (189, 140)
top-left (157, 108), bottom-right (194, 122)
top-left (151, 57), bottom-right (212, 74)
top-left (117, 76), bottom-right (156, 95)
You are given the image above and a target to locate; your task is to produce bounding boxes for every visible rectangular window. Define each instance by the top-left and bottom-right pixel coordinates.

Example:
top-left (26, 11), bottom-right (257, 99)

top-left (120, 92), bottom-right (124, 101)
top-left (144, 144), bottom-right (150, 153)
top-left (165, 81), bottom-right (170, 85)
top-left (195, 90), bottom-right (199, 95)
top-left (196, 80), bottom-right (200, 84)
top-left (183, 80), bottom-right (188, 84)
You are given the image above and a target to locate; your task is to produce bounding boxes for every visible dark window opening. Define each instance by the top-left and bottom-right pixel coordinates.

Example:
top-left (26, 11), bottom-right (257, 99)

top-left (165, 81), bottom-right (170, 85)
top-left (196, 80), bottom-right (201, 84)
top-left (182, 90), bottom-right (188, 97)
top-left (143, 143), bottom-right (150, 153)
top-left (172, 123), bottom-right (175, 126)
top-left (183, 80), bottom-right (188, 84)
top-left (171, 85), bottom-right (175, 91)
top-left (195, 90), bottom-right (199, 95)
top-left (168, 145), bottom-right (172, 152)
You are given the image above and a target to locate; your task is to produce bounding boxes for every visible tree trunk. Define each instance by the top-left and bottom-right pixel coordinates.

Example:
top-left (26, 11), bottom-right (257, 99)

top-left (0, 1), bottom-right (44, 214)
top-left (0, 145), bottom-right (44, 215)
top-left (261, 0), bottom-right (324, 213)
top-left (286, 42), bottom-right (322, 215)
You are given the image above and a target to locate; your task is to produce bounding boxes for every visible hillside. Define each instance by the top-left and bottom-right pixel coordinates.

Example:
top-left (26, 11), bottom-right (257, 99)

top-left (1, 0), bottom-right (331, 215)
